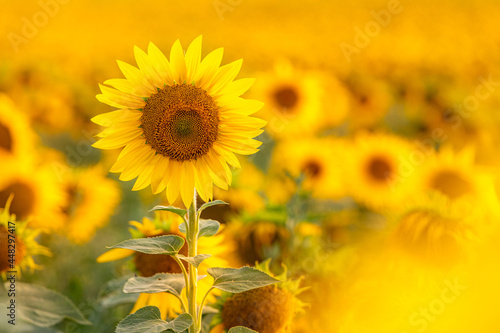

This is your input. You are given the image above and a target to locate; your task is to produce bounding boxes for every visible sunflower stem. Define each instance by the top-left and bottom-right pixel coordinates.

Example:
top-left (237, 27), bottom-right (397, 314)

top-left (172, 255), bottom-right (190, 312)
top-left (187, 189), bottom-right (199, 333)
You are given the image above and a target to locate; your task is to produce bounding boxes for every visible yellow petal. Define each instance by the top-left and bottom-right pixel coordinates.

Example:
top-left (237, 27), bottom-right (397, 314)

top-left (194, 160), bottom-right (212, 202)
top-left (97, 84), bottom-right (145, 109)
top-left (166, 161), bottom-right (181, 204)
top-left (215, 77), bottom-right (255, 98)
top-left (219, 98), bottom-right (265, 116)
top-left (134, 45), bottom-right (163, 88)
top-left (169, 39), bottom-right (187, 83)
top-left (195, 47), bottom-right (224, 89)
top-left (96, 248), bottom-right (134, 263)
top-left (180, 161), bottom-right (195, 208)
top-left (147, 42), bottom-right (174, 85)
top-left (91, 109), bottom-right (142, 126)
top-left (103, 79), bottom-right (151, 97)
top-left (207, 59), bottom-right (243, 95)
top-left (219, 96), bottom-right (264, 116)
top-left (217, 136), bottom-right (261, 155)
top-left (117, 60), bottom-right (156, 93)
top-left (119, 147), bottom-right (156, 181)
top-left (92, 128), bottom-right (142, 150)
top-left (203, 154), bottom-right (230, 189)
top-left (151, 156), bottom-right (170, 194)
top-left (110, 139), bottom-right (147, 172)
top-left (212, 142), bottom-right (241, 168)
top-left (185, 35), bottom-right (203, 83)
top-left (96, 122), bottom-right (140, 138)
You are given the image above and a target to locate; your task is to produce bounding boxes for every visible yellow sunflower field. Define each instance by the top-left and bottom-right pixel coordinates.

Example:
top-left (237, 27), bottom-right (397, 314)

top-left (1, 0), bottom-right (500, 332)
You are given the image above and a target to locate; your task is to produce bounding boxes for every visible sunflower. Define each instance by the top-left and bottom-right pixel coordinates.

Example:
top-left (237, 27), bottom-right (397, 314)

top-left (97, 211), bottom-right (233, 320)
top-left (252, 59), bottom-right (347, 139)
top-left (0, 196), bottom-right (51, 276)
top-left (418, 146), bottom-right (500, 218)
top-left (0, 160), bottom-right (66, 232)
top-left (210, 260), bottom-right (305, 333)
top-left (344, 74), bottom-right (392, 129)
top-left (225, 218), bottom-right (290, 267)
top-left (390, 193), bottom-right (480, 268)
top-left (0, 60), bottom-right (82, 134)
top-left (346, 132), bottom-right (416, 210)
top-left (0, 94), bottom-right (37, 164)
top-left (92, 36), bottom-right (266, 208)
top-left (270, 137), bottom-right (347, 200)
top-left (62, 165), bottom-right (121, 244)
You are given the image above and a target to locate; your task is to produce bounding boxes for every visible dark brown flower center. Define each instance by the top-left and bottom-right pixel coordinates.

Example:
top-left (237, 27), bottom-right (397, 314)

top-left (302, 160), bottom-right (322, 178)
top-left (133, 233), bottom-right (189, 277)
top-left (274, 85), bottom-right (299, 110)
top-left (0, 182), bottom-right (36, 219)
top-left (431, 170), bottom-right (472, 200)
top-left (141, 83), bottom-right (220, 161)
top-left (235, 223), bottom-right (289, 266)
top-left (222, 285), bottom-right (294, 333)
top-left (0, 122), bottom-right (13, 152)
top-left (63, 184), bottom-right (85, 217)
top-left (367, 156), bottom-right (393, 182)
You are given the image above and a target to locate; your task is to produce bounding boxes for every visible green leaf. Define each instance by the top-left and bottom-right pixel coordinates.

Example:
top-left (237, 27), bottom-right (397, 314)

top-left (149, 205), bottom-right (187, 220)
top-left (198, 200), bottom-right (228, 215)
top-left (108, 235), bottom-right (185, 255)
top-left (207, 267), bottom-right (280, 293)
top-left (6, 282), bottom-right (91, 327)
top-left (123, 273), bottom-right (186, 298)
top-left (228, 327), bottom-right (258, 333)
top-left (198, 219), bottom-right (220, 238)
top-left (177, 254), bottom-right (211, 268)
top-left (116, 306), bottom-right (192, 333)
top-left (179, 219), bottom-right (220, 238)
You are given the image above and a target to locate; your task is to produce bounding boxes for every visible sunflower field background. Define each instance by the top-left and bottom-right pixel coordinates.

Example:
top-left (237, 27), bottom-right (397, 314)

top-left (1, 0), bottom-right (500, 332)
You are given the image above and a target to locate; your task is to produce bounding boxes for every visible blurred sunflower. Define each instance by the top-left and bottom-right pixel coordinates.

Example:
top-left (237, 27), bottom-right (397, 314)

top-left (62, 166), bottom-right (121, 244)
top-left (0, 196), bottom-right (51, 276)
top-left (0, 61), bottom-right (82, 133)
top-left (344, 74), bottom-right (392, 129)
top-left (97, 211), bottom-right (233, 319)
top-left (270, 137), bottom-right (347, 200)
top-left (211, 260), bottom-right (305, 333)
top-left (391, 193), bottom-right (479, 268)
top-left (225, 219), bottom-right (289, 266)
top-left (419, 146), bottom-right (500, 215)
top-left (252, 60), bottom-right (345, 138)
top-left (0, 94), bottom-right (37, 165)
top-left (92, 36), bottom-right (266, 207)
top-left (0, 161), bottom-right (66, 231)
top-left (346, 133), bottom-right (416, 209)
top-left (418, 79), bottom-right (480, 146)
